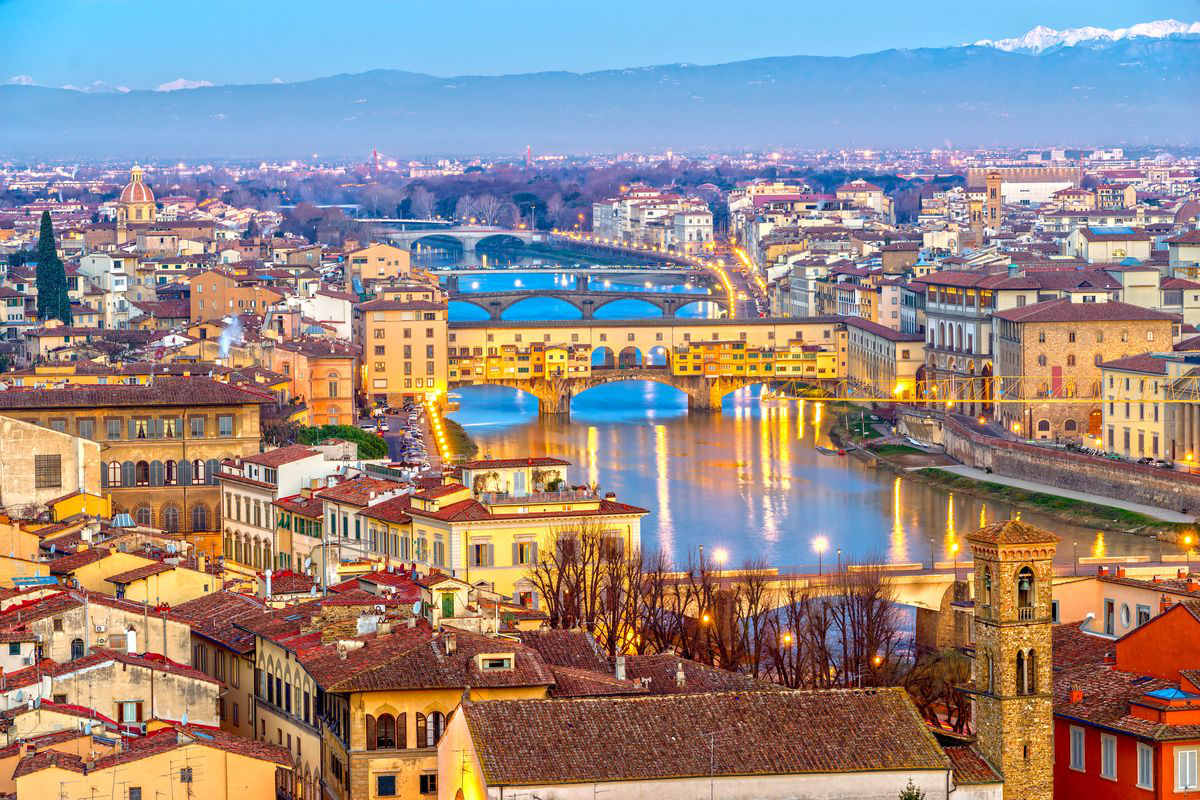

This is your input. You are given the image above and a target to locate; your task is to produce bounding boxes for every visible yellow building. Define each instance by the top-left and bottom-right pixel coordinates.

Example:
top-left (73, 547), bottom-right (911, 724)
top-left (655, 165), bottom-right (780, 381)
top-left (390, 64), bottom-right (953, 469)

top-left (407, 459), bottom-right (646, 602)
top-left (346, 243), bottom-right (413, 283)
top-left (0, 377), bottom-right (269, 539)
top-left (13, 725), bottom-right (292, 800)
top-left (1099, 354), bottom-right (1173, 459)
top-left (358, 299), bottom-right (449, 406)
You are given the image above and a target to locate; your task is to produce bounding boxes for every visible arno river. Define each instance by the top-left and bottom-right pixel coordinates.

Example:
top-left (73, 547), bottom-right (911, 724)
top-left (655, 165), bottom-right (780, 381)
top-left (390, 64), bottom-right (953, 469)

top-left (441, 259), bottom-right (1166, 569)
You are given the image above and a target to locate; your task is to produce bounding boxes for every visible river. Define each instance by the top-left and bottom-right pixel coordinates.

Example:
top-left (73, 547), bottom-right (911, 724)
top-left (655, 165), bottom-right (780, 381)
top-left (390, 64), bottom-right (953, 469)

top-left (442, 259), bottom-right (1169, 569)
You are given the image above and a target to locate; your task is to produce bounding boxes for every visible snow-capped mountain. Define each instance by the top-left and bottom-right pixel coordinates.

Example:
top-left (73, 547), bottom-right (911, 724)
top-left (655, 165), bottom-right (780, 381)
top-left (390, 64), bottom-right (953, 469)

top-left (975, 19), bottom-right (1200, 53)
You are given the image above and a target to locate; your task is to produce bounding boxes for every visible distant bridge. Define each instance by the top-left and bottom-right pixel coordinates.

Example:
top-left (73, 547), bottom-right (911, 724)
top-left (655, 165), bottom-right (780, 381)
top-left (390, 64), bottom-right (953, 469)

top-left (447, 288), bottom-right (725, 320)
top-left (380, 225), bottom-right (538, 255)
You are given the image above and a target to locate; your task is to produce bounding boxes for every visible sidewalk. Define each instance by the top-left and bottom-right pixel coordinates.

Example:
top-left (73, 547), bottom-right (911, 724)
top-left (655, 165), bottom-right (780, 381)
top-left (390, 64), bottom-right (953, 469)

top-left (922, 465), bottom-right (1194, 523)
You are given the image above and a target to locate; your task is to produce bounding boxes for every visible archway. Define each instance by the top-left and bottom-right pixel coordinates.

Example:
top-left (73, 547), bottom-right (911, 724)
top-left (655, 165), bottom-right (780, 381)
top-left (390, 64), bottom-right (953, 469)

top-left (675, 298), bottom-right (721, 319)
top-left (592, 346), bottom-right (616, 369)
top-left (501, 296), bottom-right (582, 321)
top-left (617, 346), bottom-right (643, 368)
top-left (646, 345), bottom-right (670, 368)
top-left (591, 298), bottom-right (664, 320)
top-left (1087, 409), bottom-right (1102, 438)
top-left (447, 301), bottom-right (490, 322)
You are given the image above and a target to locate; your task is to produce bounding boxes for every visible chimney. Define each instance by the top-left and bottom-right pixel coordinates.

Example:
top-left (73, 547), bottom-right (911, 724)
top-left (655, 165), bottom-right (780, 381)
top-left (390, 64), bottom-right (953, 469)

top-left (675, 661), bottom-right (685, 689)
top-left (1188, 579), bottom-right (1200, 594)
top-left (1069, 689), bottom-right (1084, 704)
top-left (444, 633), bottom-right (457, 655)
top-left (1116, 566), bottom-right (1127, 578)
top-left (265, 569), bottom-right (273, 598)
top-left (1097, 566), bottom-right (1109, 577)
top-left (615, 655), bottom-right (626, 681)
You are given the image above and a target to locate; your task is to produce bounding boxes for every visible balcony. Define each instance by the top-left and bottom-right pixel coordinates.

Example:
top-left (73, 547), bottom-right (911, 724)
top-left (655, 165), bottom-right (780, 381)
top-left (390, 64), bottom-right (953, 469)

top-left (1018, 605), bottom-right (1036, 621)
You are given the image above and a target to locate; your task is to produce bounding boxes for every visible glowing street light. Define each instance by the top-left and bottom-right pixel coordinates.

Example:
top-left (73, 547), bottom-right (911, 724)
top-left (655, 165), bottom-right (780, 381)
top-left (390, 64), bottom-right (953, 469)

top-left (712, 547), bottom-right (728, 568)
top-left (812, 536), bottom-right (829, 576)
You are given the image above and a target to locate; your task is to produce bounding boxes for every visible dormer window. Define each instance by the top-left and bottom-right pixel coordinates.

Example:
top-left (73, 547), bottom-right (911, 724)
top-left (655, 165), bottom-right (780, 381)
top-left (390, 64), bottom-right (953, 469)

top-left (479, 655), bottom-right (514, 672)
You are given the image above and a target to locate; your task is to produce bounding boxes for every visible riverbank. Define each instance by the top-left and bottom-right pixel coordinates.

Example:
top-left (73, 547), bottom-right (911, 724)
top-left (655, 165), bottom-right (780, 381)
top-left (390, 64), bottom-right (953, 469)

top-left (441, 416), bottom-right (479, 461)
top-left (912, 467), bottom-right (1195, 541)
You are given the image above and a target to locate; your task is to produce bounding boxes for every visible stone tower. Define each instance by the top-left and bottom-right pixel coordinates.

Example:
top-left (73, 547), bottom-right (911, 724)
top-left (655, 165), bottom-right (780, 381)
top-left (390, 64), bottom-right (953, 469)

top-left (985, 170), bottom-right (1003, 230)
top-left (967, 519), bottom-right (1057, 800)
top-left (116, 164), bottom-right (156, 244)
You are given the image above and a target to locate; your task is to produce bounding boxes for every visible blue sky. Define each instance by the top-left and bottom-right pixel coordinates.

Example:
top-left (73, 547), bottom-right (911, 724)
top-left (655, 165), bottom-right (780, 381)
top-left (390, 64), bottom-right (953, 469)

top-left (2, 1), bottom-right (1195, 89)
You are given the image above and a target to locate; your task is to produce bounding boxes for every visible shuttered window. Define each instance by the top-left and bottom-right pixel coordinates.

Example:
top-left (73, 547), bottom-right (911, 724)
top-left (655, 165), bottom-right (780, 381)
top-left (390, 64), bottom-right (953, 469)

top-left (34, 454), bottom-right (62, 489)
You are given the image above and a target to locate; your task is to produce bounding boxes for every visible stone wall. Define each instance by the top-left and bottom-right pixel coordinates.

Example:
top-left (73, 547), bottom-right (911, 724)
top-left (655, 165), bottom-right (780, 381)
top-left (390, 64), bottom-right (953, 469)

top-left (901, 411), bottom-right (1200, 517)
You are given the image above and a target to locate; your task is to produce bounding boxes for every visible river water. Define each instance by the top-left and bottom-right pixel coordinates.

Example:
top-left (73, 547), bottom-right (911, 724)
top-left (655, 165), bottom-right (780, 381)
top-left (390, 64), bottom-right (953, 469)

top-left (442, 261), bottom-right (1169, 569)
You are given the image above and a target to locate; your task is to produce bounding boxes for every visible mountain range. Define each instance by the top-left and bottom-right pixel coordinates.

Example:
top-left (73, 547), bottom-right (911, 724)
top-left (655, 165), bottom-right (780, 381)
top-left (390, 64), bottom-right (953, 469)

top-left (1, 26), bottom-right (1197, 159)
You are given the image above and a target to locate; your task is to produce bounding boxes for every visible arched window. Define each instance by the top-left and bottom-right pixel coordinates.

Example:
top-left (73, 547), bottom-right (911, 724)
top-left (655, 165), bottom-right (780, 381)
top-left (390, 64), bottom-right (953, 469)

top-left (365, 715), bottom-right (376, 751)
top-left (397, 712), bottom-right (407, 748)
top-left (122, 461), bottom-right (136, 487)
top-left (1015, 650), bottom-right (1026, 695)
top-left (427, 711), bottom-right (444, 746)
top-left (415, 713), bottom-right (426, 748)
top-left (192, 504), bottom-right (209, 532)
top-left (376, 713), bottom-right (396, 749)
top-left (135, 461), bottom-right (150, 486)
top-left (192, 459), bottom-right (205, 485)
top-left (1037, 354), bottom-right (1047, 367)
top-left (982, 566), bottom-right (992, 605)
top-left (1027, 649), bottom-right (1037, 694)
top-left (206, 459), bottom-right (220, 485)
top-left (1064, 419), bottom-right (1077, 432)
top-left (178, 459), bottom-right (193, 486)
top-left (70, 638), bottom-right (85, 660)
top-left (149, 460), bottom-right (165, 487)
top-left (1017, 566), bottom-right (1035, 610)
top-left (165, 460), bottom-right (177, 485)
top-left (162, 505), bottom-right (180, 532)
top-left (107, 461), bottom-right (122, 488)
top-left (1066, 354), bottom-right (1076, 366)
top-left (135, 505), bottom-right (152, 527)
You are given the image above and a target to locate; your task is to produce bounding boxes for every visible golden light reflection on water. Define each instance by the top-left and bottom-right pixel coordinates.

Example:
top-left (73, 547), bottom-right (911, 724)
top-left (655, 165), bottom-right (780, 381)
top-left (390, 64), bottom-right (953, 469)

top-left (654, 424), bottom-right (673, 554)
top-left (587, 425), bottom-right (599, 489)
top-left (778, 402), bottom-right (791, 491)
top-left (1092, 531), bottom-right (1107, 559)
top-left (980, 504), bottom-right (988, 529)
top-left (796, 398), bottom-right (806, 440)
top-left (944, 491), bottom-right (958, 560)
top-left (891, 476), bottom-right (908, 563)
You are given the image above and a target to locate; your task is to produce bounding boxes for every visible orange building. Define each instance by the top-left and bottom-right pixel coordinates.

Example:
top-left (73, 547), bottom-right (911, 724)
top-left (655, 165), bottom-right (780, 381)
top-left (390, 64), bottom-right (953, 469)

top-left (267, 338), bottom-right (360, 426)
top-left (357, 299), bottom-right (448, 406)
top-left (188, 268), bottom-right (285, 322)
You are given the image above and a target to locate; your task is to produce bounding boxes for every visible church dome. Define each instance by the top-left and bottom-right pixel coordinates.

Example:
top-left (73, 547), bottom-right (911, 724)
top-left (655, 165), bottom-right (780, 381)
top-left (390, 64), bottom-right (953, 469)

top-left (119, 165), bottom-right (155, 205)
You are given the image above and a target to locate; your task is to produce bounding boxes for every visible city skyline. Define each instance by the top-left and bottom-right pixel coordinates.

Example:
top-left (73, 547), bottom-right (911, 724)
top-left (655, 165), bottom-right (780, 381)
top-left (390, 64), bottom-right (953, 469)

top-left (1, 1), bottom-right (1196, 90)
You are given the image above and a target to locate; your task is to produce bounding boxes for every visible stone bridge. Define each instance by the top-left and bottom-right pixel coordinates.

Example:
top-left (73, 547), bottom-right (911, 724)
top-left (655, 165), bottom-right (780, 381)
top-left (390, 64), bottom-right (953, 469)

top-left (382, 226), bottom-right (537, 255)
top-left (447, 288), bottom-right (726, 320)
top-left (454, 367), bottom-right (771, 415)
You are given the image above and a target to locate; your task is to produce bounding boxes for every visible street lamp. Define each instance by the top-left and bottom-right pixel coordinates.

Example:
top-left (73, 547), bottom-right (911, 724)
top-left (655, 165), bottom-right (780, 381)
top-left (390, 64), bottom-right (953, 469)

top-left (812, 536), bottom-right (829, 576)
top-left (1185, 534), bottom-right (1195, 573)
top-left (712, 548), bottom-right (728, 570)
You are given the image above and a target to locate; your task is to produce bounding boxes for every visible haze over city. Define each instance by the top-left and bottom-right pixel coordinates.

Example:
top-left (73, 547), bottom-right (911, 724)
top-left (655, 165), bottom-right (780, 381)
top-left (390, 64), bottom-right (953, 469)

top-left (0, 4), bottom-right (1197, 800)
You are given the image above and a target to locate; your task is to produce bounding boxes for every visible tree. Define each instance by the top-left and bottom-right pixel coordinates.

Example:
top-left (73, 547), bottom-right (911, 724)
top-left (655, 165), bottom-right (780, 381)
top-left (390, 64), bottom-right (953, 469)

top-left (243, 216), bottom-right (260, 240)
top-left (409, 186), bottom-right (434, 219)
top-left (898, 779), bottom-right (926, 800)
top-left (34, 211), bottom-right (70, 324)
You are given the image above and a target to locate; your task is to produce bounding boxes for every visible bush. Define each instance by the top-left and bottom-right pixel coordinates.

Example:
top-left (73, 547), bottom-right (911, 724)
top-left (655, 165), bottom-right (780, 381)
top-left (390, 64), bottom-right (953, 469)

top-left (295, 424), bottom-right (388, 460)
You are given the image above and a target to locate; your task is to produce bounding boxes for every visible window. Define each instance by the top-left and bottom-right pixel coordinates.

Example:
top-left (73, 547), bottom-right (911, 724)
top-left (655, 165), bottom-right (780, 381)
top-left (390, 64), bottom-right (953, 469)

top-left (107, 418), bottom-right (122, 440)
top-left (70, 638), bottom-right (84, 660)
top-left (469, 542), bottom-right (493, 567)
top-left (376, 776), bottom-right (396, 797)
top-left (1179, 748), bottom-right (1199, 791)
top-left (34, 454), bottom-right (62, 489)
top-left (419, 774), bottom-right (437, 795)
top-left (1070, 726), bottom-right (1086, 771)
top-left (78, 418), bottom-right (95, 440)
top-left (218, 415), bottom-right (234, 437)
top-left (129, 789), bottom-right (142, 800)
top-left (180, 767), bottom-right (193, 784)
top-left (1137, 605), bottom-right (1152, 627)
top-left (190, 416), bottom-right (205, 438)
top-left (1101, 734), bottom-right (1117, 779)
top-left (7, 642), bottom-right (18, 655)
top-left (1138, 742), bottom-right (1154, 789)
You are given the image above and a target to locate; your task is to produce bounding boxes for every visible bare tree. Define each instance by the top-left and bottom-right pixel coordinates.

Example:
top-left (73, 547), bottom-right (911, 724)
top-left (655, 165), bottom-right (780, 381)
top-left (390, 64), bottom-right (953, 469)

top-left (454, 194), bottom-right (478, 222)
top-left (545, 192), bottom-right (565, 228)
top-left (409, 186), bottom-right (434, 219)
top-left (475, 193), bottom-right (503, 225)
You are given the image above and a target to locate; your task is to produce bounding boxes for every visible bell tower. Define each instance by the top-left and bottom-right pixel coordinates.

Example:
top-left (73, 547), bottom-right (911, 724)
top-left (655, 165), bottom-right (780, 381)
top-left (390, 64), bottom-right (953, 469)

top-left (985, 170), bottom-right (1003, 230)
top-left (967, 519), bottom-right (1057, 800)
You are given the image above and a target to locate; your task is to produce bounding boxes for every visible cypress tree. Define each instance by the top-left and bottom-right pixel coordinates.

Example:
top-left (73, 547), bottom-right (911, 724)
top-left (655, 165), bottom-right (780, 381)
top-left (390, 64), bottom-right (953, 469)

top-left (34, 211), bottom-right (71, 324)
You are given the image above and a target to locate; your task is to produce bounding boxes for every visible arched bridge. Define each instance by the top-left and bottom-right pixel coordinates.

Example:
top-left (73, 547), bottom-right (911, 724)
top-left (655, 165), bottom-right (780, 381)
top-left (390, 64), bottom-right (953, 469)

top-left (383, 226), bottom-right (537, 255)
top-left (448, 289), bottom-right (726, 320)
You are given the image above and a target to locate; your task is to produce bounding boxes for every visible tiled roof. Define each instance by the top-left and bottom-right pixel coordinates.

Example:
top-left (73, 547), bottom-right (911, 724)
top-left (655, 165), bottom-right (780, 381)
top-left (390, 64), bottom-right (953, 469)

top-left (516, 629), bottom-right (608, 673)
top-left (170, 591), bottom-right (266, 654)
top-left (967, 519), bottom-right (1059, 546)
top-left (943, 745), bottom-right (1002, 785)
top-left (316, 477), bottom-right (406, 506)
top-left (409, 496), bottom-right (648, 523)
top-left (1098, 354), bottom-right (1169, 375)
top-left (1053, 622), bottom-right (1114, 671)
top-left (105, 562), bottom-right (174, 585)
top-left (622, 653), bottom-right (772, 695)
top-left (462, 688), bottom-right (948, 786)
top-left (0, 377), bottom-right (271, 409)
top-left (242, 444), bottom-right (319, 467)
top-left (360, 495), bottom-right (413, 525)
top-left (300, 627), bottom-right (553, 693)
top-left (275, 493), bottom-right (324, 517)
top-left (548, 665), bottom-right (647, 697)
top-left (47, 548), bottom-right (109, 574)
top-left (993, 297), bottom-right (1179, 324)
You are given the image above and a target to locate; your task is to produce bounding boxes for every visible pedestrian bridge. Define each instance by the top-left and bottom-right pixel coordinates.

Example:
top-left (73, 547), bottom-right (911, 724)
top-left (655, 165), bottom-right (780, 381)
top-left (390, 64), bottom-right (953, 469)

top-left (448, 288), bottom-right (726, 320)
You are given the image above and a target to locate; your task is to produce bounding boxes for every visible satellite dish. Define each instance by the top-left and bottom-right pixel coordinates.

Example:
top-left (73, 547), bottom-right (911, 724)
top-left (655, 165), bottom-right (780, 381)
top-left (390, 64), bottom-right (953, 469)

top-left (303, 557), bottom-right (312, 570)
top-left (412, 601), bottom-right (422, 615)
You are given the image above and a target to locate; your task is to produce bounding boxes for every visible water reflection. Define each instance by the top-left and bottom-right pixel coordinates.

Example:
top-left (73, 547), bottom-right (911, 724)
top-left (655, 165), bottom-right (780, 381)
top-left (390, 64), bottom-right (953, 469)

top-left (448, 383), bottom-right (1169, 567)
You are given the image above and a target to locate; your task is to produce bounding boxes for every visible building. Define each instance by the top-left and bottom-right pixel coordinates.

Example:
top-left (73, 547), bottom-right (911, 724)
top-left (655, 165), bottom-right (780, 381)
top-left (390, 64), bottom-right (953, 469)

top-left (967, 519), bottom-right (1058, 800)
top-left (345, 243), bottom-right (412, 284)
top-left (1065, 227), bottom-right (1153, 264)
top-left (834, 178), bottom-right (893, 220)
top-left (358, 299), bottom-right (449, 406)
top-left (0, 377), bottom-right (269, 538)
top-left (12, 725), bottom-right (292, 800)
top-left (188, 268), bottom-right (285, 322)
top-left (992, 299), bottom-right (1178, 440)
top-left (1099, 354), bottom-right (1169, 459)
top-left (267, 338), bottom-right (360, 427)
top-left (0, 414), bottom-right (101, 518)
top-left (844, 317), bottom-right (925, 399)
top-left (115, 165), bottom-right (156, 244)
top-left (437, 688), bottom-right (986, 800)
top-left (219, 444), bottom-right (343, 572)
top-left (1053, 600), bottom-right (1200, 800)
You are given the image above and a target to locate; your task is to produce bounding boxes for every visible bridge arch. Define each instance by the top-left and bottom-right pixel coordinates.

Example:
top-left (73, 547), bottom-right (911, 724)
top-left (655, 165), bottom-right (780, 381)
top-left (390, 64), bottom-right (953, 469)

top-left (646, 345), bottom-right (670, 367)
top-left (475, 233), bottom-right (527, 251)
top-left (591, 346), bottom-right (616, 368)
top-left (408, 234), bottom-right (466, 255)
top-left (617, 346), bottom-right (643, 368)
top-left (500, 296), bottom-right (583, 321)
top-left (591, 296), bottom-right (666, 319)
top-left (675, 297), bottom-right (723, 318)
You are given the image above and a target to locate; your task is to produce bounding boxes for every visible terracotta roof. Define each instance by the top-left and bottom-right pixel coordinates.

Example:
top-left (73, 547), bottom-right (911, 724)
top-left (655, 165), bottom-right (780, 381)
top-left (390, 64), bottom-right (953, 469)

top-left (462, 688), bottom-right (948, 786)
top-left (843, 316), bottom-right (925, 342)
top-left (517, 629), bottom-right (608, 673)
top-left (1167, 230), bottom-right (1200, 244)
top-left (316, 477), bottom-right (406, 506)
top-left (105, 561), bottom-right (174, 585)
top-left (967, 519), bottom-right (1058, 547)
top-left (357, 299), bottom-right (447, 312)
top-left (47, 548), bottom-right (109, 575)
top-left (1053, 622), bottom-right (1114, 671)
top-left (408, 496), bottom-right (648, 524)
top-left (242, 444), bottom-right (320, 467)
top-left (943, 745), bottom-right (1002, 785)
top-left (622, 653), bottom-right (772, 695)
top-left (459, 457), bottom-right (571, 470)
top-left (1099, 354), bottom-right (1169, 375)
top-left (170, 591), bottom-right (266, 654)
top-left (275, 493), bottom-right (324, 517)
top-left (0, 377), bottom-right (271, 410)
top-left (549, 665), bottom-right (647, 697)
top-left (992, 298), bottom-right (1178, 324)
top-left (360, 495), bottom-right (413, 525)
